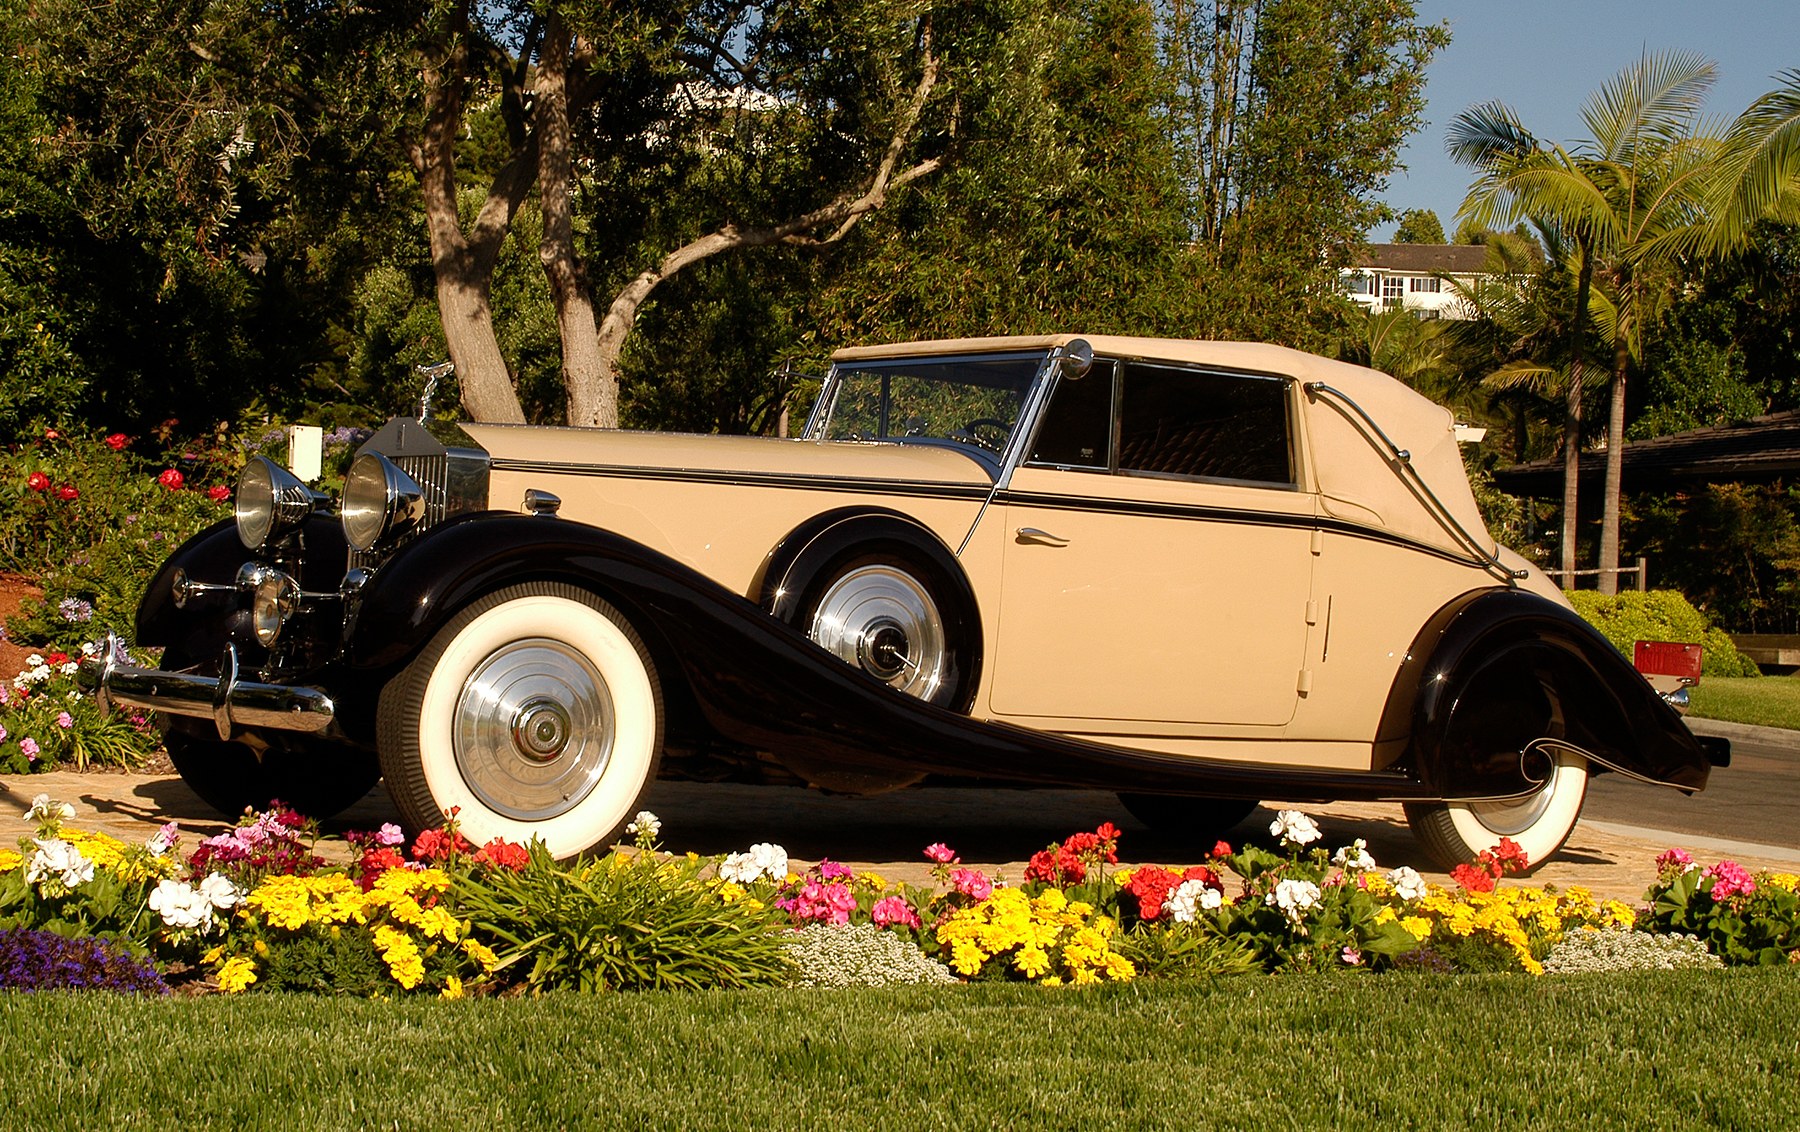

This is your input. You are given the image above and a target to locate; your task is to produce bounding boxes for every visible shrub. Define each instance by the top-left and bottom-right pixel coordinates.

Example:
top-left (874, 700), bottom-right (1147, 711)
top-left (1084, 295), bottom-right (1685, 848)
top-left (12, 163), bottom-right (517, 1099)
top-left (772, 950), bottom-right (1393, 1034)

top-left (1565, 589), bottom-right (1760, 677)
top-left (451, 838), bottom-right (796, 994)
top-left (1, 426), bottom-right (233, 653)
top-left (784, 923), bottom-right (957, 988)
top-left (0, 928), bottom-right (166, 993)
top-left (2, 646), bottom-right (162, 771)
top-left (1541, 925), bottom-right (1721, 974)
top-left (1642, 851), bottom-right (1800, 965)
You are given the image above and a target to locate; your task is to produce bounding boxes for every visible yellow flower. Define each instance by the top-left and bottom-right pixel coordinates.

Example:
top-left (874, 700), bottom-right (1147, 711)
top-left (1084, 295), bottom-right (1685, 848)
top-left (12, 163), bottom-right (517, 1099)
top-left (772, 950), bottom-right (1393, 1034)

top-left (715, 881), bottom-right (746, 904)
top-left (1769, 873), bottom-right (1799, 893)
top-left (1400, 916), bottom-right (1434, 942)
top-left (217, 956), bottom-right (258, 993)
top-left (1014, 946), bottom-right (1052, 979)
top-left (461, 938), bottom-right (500, 974)
top-left (374, 925), bottom-right (426, 990)
top-left (0, 849), bottom-right (19, 873)
top-left (1602, 900), bottom-right (1637, 929)
top-left (440, 976), bottom-right (464, 1001)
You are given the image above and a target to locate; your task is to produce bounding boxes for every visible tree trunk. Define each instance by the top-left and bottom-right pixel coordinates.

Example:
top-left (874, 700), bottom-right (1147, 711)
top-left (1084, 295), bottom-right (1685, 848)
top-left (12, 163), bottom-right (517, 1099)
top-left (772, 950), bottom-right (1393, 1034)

top-left (1559, 244), bottom-right (1594, 588)
top-left (411, 2), bottom-right (530, 424)
top-left (534, 15), bottom-right (613, 428)
top-left (1598, 333), bottom-right (1630, 595)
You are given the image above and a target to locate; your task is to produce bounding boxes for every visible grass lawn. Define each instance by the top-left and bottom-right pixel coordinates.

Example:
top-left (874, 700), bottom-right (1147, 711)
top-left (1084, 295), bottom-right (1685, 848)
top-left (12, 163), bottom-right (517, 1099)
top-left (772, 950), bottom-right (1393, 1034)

top-left (4, 973), bottom-right (1797, 1129)
top-left (1688, 674), bottom-right (1800, 730)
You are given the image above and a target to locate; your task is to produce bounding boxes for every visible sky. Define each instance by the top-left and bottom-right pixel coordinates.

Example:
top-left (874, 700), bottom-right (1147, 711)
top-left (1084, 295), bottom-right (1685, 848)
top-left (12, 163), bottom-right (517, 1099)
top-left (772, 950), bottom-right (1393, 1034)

top-left (1375, 0), bottom-right (1800, 240)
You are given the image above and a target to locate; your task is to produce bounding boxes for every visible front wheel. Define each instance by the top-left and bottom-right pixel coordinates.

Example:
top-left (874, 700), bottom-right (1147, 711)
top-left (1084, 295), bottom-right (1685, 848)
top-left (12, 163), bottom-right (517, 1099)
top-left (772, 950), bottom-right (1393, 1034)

top-left (165, 729), bottom-right (381, 822)
top-left (376, 582), bottom-right (663, 859)
top-left (1404, 750), bottom-right (1588, 873)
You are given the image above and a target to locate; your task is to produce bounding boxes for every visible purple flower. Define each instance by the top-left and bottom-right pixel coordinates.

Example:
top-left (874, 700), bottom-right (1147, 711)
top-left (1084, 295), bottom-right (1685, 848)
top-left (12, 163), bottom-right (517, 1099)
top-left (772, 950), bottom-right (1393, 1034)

top-left (0, 928), bottom-right (166, 994)
top-left (56, 597), bottom-right (94, 623)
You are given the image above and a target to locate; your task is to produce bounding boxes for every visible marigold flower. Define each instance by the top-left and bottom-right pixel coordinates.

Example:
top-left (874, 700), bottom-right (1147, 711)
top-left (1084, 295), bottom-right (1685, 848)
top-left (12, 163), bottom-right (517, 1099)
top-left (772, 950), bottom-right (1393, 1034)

top-left (217, 956), bottom-right (257, 993)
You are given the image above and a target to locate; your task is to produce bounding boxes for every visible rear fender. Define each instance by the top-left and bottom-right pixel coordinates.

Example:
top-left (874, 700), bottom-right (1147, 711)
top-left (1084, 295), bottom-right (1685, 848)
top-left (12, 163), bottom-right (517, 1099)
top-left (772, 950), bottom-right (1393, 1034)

top-left (1379, 588), bottom-right (1715, 798)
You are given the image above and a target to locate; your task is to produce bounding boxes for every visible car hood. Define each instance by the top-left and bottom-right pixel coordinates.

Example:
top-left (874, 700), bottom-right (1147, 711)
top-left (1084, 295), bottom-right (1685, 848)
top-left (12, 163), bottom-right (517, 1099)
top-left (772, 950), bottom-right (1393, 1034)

top-left (457, 423), bottom-right (998, 487)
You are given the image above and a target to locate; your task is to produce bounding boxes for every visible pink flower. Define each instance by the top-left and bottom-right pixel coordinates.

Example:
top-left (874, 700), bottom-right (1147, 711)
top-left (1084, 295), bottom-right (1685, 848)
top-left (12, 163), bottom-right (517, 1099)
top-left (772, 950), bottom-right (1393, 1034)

top-left (923, 842), bottom-right (959, 865)
top-left (1656, 847), bottom-right (1696, 874)
top-left (56, 712), bottom-right (72, 729)
top-left (818, 859), bottom-right (854, 881)
top-left (20, 737), bottom-right (39, 759)
top-left (375, 823), bottom-right (405, 847)
top-left (157, 468), bottom-right (184, 490)
top-left (785, 880), bottom-right (857, 926)
top-left (1341, 946), bottom-right (1364, 966)
top-left (871, 895), bottom-right (922, 930)
top-left (104, 433), bottom-right (127, 450)
top-left (950, 867), bottom-right (993, 901)
top-left (1702, 860), bottom-right (1756, 901)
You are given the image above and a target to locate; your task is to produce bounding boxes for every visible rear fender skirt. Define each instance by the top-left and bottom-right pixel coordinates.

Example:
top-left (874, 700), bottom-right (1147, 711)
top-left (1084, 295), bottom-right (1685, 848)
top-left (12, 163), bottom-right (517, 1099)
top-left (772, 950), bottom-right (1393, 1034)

top-left (344, 512), bottom-right (1455, 800)
top-left (1378, 587), bottom-right (1718, 797)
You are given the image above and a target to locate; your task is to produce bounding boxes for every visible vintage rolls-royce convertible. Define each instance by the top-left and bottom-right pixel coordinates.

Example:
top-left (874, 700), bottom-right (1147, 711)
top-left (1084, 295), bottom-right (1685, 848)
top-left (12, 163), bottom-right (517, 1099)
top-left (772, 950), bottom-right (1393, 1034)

top-left (84, 336), bottom-right (1727, 868)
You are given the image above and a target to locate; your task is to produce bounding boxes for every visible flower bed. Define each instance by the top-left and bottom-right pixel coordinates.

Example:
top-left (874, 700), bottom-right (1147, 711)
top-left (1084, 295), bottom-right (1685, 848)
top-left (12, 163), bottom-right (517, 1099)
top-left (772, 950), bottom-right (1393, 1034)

top-left (4, 796), bottom-right (1796, 997)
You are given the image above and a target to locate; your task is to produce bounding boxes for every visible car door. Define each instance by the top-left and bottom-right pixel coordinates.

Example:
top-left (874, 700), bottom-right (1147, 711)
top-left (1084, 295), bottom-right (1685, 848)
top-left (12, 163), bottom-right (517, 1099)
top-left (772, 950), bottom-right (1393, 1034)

top-left (989, 358), bottom-right (1316, 727)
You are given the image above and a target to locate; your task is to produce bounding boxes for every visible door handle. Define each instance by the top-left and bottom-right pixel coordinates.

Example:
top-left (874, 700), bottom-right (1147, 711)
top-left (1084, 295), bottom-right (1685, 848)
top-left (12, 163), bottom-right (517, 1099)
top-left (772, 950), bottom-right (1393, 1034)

top-left (1015, 527), bottom-right (1070, 547)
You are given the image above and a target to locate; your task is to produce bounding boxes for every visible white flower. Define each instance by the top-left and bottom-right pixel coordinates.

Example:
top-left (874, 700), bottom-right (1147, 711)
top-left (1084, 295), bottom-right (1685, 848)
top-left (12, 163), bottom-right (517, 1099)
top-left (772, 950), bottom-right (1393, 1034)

top-left (626, 810), bottom-right (662, 840)
top-left (1388, 866), bottom-right (1428, 903)
top-left (1162, 878), bottom-right (1224, 924)
top-left (146, 822), bottom-right (181, 857)
top-left (148, 879), bottom-right (214, 932)
top-left (1331, 838), bottom-right (1377, 872)
top-left (59, 662), bottom-right (78, 677)
top-left (25, 794), bottom-right (76, 822)
top-left (1265, 878), bottom-right (1322, 929)
top-left (24, 654), bottom-right (43, 668)
top-left (197, 872), bottom-right (242, 910)
top-left (1269, 809), bottom-right (1322, 848)
top-left (25, 838), bottom-right (94, 890)
top-left (719, 842), bottom-right (789, 884)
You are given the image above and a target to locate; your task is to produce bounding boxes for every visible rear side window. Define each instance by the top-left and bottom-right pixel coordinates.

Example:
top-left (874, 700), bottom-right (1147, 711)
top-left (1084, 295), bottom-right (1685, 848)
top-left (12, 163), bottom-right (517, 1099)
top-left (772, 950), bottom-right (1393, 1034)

top-left (1116, 363), bottom-right (1293, 485)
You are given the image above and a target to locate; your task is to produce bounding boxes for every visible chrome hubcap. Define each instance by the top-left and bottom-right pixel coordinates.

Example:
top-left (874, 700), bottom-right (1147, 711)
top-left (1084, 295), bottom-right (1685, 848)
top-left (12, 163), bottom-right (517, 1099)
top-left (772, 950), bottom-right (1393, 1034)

top-left (454, 639), bottom-right (614, 821)
top-left (810, 565), bottom-right (946, 700)
top-left (1467, 757), bottom-right (1562, 836)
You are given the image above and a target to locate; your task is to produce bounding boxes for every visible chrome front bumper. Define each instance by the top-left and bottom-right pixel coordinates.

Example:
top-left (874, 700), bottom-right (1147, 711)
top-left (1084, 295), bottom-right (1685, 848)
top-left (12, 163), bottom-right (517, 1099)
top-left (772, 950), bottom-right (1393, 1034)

top-left (80, 634), bottom-right (336, 742)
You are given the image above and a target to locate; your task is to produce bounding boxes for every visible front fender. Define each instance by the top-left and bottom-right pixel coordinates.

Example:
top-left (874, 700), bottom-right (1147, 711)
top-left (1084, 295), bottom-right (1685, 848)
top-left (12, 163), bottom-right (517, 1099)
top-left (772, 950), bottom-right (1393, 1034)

top-left (1380, 588), bottom-right (1718, 798)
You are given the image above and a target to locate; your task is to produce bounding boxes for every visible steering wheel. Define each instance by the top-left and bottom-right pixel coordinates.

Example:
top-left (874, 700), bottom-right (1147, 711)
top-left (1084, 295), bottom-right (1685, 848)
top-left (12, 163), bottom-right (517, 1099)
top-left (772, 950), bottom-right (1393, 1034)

top-left (955, 417), bottom-right (1011, 453)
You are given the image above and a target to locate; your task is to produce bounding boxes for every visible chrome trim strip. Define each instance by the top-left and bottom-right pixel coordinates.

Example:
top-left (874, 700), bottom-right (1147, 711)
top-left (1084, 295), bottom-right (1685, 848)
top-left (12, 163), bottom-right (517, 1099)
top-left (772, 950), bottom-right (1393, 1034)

top-left (487, 458), bottom-right (995, 499)
top-left (80, 634), bottom-right (335, 741)
top-left (1304, 381), bottom-right (1524, 584)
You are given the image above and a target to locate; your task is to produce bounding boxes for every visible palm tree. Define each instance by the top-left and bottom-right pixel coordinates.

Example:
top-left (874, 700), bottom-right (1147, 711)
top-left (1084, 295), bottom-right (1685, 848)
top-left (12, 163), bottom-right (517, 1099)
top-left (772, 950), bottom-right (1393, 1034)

top-left (1710, 69), bottom-right (1800, 250)
top-left (1449, 52), bottom-right (1720, 593)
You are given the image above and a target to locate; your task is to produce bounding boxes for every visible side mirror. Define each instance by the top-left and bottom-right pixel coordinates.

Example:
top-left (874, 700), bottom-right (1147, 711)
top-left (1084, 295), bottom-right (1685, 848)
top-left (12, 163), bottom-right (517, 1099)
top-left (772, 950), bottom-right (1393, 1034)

top-left (1058, 339), bottom-right (1094, 380)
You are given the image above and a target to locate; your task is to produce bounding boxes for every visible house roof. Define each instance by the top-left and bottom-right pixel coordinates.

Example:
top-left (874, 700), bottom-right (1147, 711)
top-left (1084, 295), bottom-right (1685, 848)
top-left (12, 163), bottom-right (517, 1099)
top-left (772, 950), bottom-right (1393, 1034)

top-left (1492, 409), bottom-right (1800, 497)
top-left (1353, 244), bottom-right (1494, 274)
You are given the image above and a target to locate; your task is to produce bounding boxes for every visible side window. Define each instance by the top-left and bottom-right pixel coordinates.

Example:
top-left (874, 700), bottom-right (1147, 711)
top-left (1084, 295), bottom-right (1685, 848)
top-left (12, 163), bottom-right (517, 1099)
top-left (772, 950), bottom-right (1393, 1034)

top-left (1027, 360), bottom-right (1116, 470)
top-left (1116, 363), bottom-right (1293, 486)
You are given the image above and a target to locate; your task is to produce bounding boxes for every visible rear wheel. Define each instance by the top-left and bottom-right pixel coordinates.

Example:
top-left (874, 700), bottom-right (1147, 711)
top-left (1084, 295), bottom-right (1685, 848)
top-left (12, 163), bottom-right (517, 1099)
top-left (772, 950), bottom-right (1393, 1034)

top-left (376, 582), bottom-right (663, 858)
top-left (1404, 752), bottom-right (1588, 873)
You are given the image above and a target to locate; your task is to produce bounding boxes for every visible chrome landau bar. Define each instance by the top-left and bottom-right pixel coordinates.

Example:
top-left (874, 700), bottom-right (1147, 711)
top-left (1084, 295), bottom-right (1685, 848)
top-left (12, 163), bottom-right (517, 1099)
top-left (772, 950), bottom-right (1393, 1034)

top-left (80, 634), bottom-right (336, 743)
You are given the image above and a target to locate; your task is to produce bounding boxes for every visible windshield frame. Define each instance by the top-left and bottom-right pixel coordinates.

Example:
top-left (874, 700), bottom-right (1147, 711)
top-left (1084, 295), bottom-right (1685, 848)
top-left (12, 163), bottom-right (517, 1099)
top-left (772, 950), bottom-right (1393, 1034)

top-left (804, 349), bottom-right (1055, 472)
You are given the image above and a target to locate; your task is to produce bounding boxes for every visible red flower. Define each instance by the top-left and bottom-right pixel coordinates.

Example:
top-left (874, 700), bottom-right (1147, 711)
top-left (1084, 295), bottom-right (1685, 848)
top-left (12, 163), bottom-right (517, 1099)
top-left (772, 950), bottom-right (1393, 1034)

top-left (156, 468), bottom-right (185, 490)
top-left (206, 485), bottom-right (231, 502)
top-left (56, 485), bottom-right (78, 501)
top-left (1210, 841), bottom-right (1233, 859)
top-left (43, 428), bottom-right (59, 441)
top-left (104, 433), bottom-right (127, 450)
top-left (1450, 862), bottom-right (1497, 893)
top-left (355, 846), bottom-right (408, 890)
top-left (44, 652), bottom-right (69, 666)
top-left (411, 825), bottom-right (472, 862)
top-left (475, 838), bottom-right (530, 871)
top-left (26, 472), bottom-right (49, 492)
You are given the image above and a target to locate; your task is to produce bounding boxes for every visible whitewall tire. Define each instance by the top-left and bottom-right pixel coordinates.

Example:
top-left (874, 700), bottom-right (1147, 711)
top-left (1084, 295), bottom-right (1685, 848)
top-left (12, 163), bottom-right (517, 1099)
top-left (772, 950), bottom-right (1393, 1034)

top-left (1404, 750), bottom-right (1588, 873)
top-left (378, 583), bottom-right (663, 859)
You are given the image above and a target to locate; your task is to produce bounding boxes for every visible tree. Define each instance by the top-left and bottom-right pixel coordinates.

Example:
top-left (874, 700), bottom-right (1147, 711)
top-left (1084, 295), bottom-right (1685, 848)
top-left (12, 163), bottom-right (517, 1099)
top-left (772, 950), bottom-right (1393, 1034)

top-left (1451, 53), bottom-right (1721, 593)
top-left (1393, 208), bottom-right (1446, 243)
top-left (1160, 0), bottom-right (1447, 345)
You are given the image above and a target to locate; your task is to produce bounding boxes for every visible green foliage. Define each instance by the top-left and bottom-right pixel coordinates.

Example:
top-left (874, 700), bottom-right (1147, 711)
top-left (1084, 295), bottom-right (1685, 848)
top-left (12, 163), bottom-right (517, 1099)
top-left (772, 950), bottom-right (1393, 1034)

top-left (1393, 208), bottom-right (1446, 244)
top-left (1115, 922), bottom-right (1260, 980)
top-left (1, 427), bottom-right (234, 651)
top-left (1628, 483), bottom-right (1800, 635)
top-left (1, 655), bottom-right (161, 772)
top-left (451, 843), bottom-right (796, 993)
top-left (1564, 589), bottom-right (1759, 677)
top-left (1645, 862), bottom-right (1800, 966)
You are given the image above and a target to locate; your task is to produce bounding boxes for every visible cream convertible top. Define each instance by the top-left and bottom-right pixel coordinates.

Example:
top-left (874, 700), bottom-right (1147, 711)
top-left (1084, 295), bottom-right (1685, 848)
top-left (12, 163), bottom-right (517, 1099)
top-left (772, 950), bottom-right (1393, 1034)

top-left (837, 335), bottom-right (1499, 568)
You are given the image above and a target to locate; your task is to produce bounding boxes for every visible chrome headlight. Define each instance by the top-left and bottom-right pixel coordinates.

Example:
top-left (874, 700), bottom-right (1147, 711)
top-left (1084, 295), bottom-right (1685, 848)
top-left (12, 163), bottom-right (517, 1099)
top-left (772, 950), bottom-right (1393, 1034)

top-left (236, 457), bottom-right (319, 549)
top-left (248, 566), bottom-right (300, 647)
top-left (342, 452), bottom-right (425, 552)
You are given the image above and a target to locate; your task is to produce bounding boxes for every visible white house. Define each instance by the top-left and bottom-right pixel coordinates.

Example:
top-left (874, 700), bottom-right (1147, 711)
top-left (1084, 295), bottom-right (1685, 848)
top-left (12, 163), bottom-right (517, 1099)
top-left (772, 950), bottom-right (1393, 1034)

top-left (1341, 244), bottom-right (1494, 320)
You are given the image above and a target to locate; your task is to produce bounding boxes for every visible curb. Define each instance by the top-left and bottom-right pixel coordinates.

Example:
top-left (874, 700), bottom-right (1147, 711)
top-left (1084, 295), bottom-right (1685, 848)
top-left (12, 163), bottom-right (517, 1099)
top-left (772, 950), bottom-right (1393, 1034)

top-left (1683, 716), bottom-right (1800, 749)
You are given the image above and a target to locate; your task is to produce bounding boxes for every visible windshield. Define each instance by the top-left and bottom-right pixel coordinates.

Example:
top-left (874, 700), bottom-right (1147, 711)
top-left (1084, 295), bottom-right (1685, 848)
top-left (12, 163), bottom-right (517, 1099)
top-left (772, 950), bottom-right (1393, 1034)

top-left (815, 353), bottom-right (1044, 456)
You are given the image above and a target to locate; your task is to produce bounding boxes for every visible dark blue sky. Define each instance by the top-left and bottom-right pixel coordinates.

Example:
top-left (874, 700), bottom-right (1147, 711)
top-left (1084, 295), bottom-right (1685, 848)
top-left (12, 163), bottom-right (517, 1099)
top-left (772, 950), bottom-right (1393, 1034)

top-left (1376, 0), bottom-right (1799, 239)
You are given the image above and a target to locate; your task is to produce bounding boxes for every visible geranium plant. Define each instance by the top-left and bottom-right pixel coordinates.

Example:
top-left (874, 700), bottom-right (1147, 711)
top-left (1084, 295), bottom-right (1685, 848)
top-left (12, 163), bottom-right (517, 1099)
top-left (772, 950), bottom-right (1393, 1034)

top-left (1643, 850), bottom-right (1800, 965)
